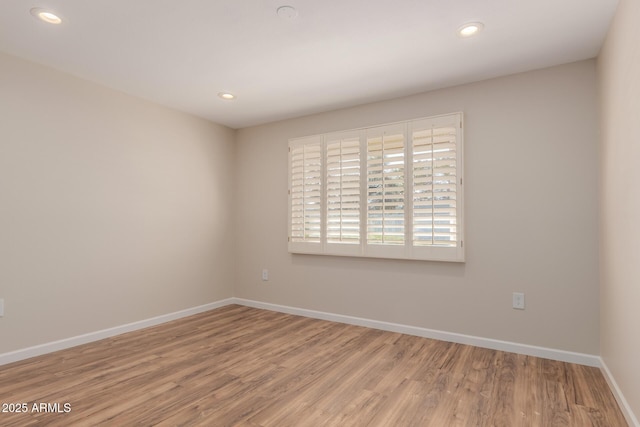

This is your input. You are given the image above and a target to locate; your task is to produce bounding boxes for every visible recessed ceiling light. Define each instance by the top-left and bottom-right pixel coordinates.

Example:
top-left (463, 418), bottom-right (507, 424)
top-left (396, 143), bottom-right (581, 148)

top-left (218, 92), bottom-right (236, 100)
top-left (277, 5), bottom-right (298, 20)
top-left (458, 22), bottom-right (483, 37)
top-left (30, 8), bottom-right (63, 24)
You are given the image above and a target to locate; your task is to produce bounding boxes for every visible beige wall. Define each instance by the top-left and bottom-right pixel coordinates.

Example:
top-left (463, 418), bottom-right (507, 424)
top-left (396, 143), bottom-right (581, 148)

top-left (235, 60), bottom-right (601, 354)
top-left (598, 0), bottom-right (640, 421)
top-left (0, 52), bottom-right (236, 353)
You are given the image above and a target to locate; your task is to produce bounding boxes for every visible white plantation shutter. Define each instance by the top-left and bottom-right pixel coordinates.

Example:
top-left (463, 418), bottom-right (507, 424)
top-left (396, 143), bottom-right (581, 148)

top-left (365, 124), bottom-right (407, 258)
top-left (326, 131), bottom-right (361, 251)
top-left (412, 117), bottom-right (458, 246)
top-left (288, 113), bottom-right (464, 262)
top-left (289, 136), bottom-right (322, 253)
top-left (410, 114), bottom-right (463, 261)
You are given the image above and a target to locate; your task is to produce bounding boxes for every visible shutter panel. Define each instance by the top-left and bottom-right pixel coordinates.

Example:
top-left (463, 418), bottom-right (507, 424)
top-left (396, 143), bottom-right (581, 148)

top-left (289, 137), bottom-right (322, 246)
top-left (367, 125), bottom-right (405, 246)
top-left (326, 132), bottom-right (360, 245)
top-left (412, 116), bottom-right (460, 248)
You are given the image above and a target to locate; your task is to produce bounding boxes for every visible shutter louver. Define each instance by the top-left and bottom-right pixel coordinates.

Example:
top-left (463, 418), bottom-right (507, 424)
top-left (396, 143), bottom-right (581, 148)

top-left (290, 140), bottom-right (322, 243)
top-left (367, 127), bottom-right (405, 245)
top-left (326, 135), bottom-right (360, 244)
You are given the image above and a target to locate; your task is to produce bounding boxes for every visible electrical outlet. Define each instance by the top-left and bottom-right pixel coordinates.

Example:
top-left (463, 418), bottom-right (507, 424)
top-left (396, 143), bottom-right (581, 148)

top-left (262, 269), bottom-right (269, 281)
top-left (0, 299), bottom-right (4, 317)
top-left (512, 292), bottom-right (525, 310)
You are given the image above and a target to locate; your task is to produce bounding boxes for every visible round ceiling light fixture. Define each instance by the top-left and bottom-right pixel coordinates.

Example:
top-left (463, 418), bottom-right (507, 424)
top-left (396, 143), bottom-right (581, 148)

top-left (218, 92), bottom-right (236, 100)
top-left (277, 5), bottom-right (298, 20)
top-left (458, 22), bottom-right (484, 37)
top-left (30, 8), bottom-right (63, 24)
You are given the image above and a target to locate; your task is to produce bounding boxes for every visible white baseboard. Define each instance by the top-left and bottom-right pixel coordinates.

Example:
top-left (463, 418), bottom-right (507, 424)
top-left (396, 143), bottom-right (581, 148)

top-left (600, 358), bottom-right (640, 427)
top-left (232, 298), bottom-right (601, 367)
top-left (0, 298), bottom-right (235, 366)
top-left (0, 296), bottom-right (601, 369)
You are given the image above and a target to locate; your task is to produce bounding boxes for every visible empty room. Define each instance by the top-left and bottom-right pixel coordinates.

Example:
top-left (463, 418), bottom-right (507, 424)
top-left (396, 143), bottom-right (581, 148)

top-left (0, 0), bottom-right (638, 425)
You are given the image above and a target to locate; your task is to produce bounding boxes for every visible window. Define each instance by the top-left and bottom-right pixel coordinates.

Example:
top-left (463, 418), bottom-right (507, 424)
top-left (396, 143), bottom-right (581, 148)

top-left (288, 113), bottom-right (464, 262)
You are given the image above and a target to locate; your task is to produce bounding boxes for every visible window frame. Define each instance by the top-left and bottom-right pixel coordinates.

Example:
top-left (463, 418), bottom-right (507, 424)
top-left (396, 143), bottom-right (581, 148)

top-left (288, 112), bottom-right (464, 262)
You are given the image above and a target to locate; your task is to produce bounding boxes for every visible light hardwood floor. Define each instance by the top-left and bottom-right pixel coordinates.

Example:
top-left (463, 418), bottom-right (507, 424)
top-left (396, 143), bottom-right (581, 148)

top-left (0, 305), bottom-right (627, 426)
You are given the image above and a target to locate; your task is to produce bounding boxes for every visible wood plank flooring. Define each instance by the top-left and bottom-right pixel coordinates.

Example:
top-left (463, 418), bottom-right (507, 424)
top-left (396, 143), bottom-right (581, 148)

top-left (0, 305), bottom-right (627, 426)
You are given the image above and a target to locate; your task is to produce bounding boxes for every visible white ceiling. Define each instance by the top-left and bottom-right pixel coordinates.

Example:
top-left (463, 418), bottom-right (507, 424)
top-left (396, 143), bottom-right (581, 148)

top-left (0, 0), bottom-right (618, 129)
